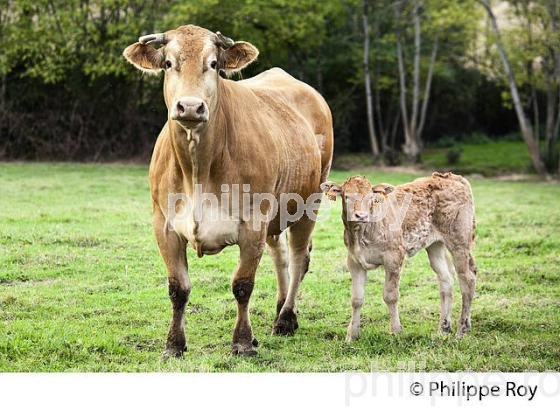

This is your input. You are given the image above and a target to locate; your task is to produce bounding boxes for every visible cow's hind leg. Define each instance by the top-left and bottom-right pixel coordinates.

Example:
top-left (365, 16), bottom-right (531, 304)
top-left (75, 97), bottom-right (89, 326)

top-left (273, 217), bottom-right (315, 336)
top-left (266, 232), bottom-right (290, 320)
top-left (231, 227), bottom-right (266, 356)
top-left (450, 247), bottom-right (476, 338)
top-left (154, 210), bottom-right (191, 359)
top-left (427, 242), bottom-right (454, 334)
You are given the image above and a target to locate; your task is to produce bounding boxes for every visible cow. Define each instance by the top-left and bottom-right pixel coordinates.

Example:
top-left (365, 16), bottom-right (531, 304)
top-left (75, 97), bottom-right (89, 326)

top-left (123, 25), bottom-right (333, 357)
top-left (320, 172), bottom-right (476, 341)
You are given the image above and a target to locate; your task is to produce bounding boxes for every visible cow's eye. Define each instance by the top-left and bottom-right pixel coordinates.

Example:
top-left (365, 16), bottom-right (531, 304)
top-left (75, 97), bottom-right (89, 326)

top-left (210, 60), bottom-right (217, 70)
top-left (165, 60), bottom-right (172, 69)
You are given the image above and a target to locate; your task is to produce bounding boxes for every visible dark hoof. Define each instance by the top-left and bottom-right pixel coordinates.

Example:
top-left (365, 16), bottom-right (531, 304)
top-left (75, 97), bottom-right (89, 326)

top-left (275, 299), bottom-right (286, 319)
top-left (440, 319), bottom-right (452, 335)
top-left (161, 345), bottom-right (185, 360)
top-left (232, 343), bottom-right (257, 357)
top-left (272, 309), bottom-right (299, 336)
top-left (252, 337), bottom-right (259, 347)
top-left (456, 318), bottom-right (471, 339)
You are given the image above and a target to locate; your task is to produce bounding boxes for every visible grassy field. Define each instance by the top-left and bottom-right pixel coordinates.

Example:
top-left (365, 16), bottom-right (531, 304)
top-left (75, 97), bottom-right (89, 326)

top-left (422, 140), bottom-right (533, 176)
top-left (335, 140), bottom-right (534, 176)
top-left (0, 162), bottom-right (559, 372)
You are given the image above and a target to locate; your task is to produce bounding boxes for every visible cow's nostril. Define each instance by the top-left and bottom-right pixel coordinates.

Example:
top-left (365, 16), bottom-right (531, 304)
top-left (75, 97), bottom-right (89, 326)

top-left (176, 102), bottom-right (185, 114)
top-left (196, 103), bottom-right (205, 115)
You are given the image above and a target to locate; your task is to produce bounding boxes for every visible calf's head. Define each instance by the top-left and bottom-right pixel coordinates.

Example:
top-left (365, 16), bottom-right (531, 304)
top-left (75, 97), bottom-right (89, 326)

top-left (321, 176), bottom-right (394, 223)
top-left (123, 25), bottom-right (258, 131)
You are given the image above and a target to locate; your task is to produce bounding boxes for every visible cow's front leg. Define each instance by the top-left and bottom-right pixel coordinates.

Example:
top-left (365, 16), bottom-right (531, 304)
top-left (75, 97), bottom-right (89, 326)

top-left (383, 255), bottom-right (404, 334)
top-left (231, 228), bottom-right (266, 356)
top-left (346, 256), bottom-right (368, 341)
top-left (273, 217), bottom-right (315, 336)
top-left (153, 210), bottom-right (191, 359)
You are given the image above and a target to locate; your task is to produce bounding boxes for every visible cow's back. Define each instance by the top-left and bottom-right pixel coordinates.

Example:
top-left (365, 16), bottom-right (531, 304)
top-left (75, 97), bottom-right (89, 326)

top-left (239, 68), bottom-right (333, 181)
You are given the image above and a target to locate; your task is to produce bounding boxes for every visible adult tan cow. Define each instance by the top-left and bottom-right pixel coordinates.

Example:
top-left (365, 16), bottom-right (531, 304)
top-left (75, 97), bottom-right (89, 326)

top-left (123, 25), bottom-right (333, 357)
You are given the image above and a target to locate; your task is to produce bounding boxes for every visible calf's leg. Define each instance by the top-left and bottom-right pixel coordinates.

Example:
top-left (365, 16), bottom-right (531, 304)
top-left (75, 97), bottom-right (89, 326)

top-left (427, 242), bottom-right (454, 334)
top-left (153, 210), bottom-right (191, 359)
top-left (383, 256), bottom-right (404, 334)
top-left (346, 256), bottom-right (368, 341)
top-left (273, 217), bottom-right (315, 336)
top-left (450, 248), bottom-right (476, 338)
top-left (266, 232), bottom-right (290, 320)
top-left (232, 227), bottom-right (266, 356)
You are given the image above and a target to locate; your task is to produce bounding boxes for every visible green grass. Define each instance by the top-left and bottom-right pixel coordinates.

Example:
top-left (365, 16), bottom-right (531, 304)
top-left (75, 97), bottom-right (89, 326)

top-left (422, 140), bottom-right (533, 176)
top-left (1, 162), bottom-right (559, 371)
top-left (334, 140), bottom-right (534, 176)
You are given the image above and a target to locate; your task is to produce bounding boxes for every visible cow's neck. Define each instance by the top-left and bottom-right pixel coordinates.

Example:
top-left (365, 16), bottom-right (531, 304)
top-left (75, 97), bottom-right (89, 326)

top-left (171, 127), bottom-right (201, 192)
top-left (169, 80), bottom-right (239, 195)
top-left (168, 104), bottom-right (229, 258)
top-left (169, 106), bottom-right (227, 195)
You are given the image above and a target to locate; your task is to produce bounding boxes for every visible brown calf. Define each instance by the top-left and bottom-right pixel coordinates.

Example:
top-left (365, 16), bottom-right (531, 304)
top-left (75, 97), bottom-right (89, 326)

top-left (321, 172), bottom-right (476, 340)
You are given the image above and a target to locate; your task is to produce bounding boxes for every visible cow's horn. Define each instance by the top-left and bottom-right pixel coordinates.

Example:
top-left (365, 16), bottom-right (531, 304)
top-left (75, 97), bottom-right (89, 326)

top-left (215, 31), bottom-right (234, 49)
top-left (138, 33), bottom-right (167, 45)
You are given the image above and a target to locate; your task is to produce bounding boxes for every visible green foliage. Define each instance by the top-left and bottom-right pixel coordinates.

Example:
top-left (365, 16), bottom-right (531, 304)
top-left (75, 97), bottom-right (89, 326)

top-left (2, 0), bottom-right (173, 82)
top-left (0, 0), bottom-right (530, 160)
top-left (480, 2), bottom-right (560, 132)
top-left (1, 163), bottom-right (559, 371)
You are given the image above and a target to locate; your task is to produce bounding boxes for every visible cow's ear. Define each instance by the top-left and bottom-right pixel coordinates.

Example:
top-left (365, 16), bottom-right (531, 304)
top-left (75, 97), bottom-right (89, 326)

top-left (123, 43), bottom-right (164, 73)
top-left (372, 183), bottom-right (395, 197)
top-left (320, 181), bottom-right (342, 201)
top-left (221, 41), bottom-right (259, 75)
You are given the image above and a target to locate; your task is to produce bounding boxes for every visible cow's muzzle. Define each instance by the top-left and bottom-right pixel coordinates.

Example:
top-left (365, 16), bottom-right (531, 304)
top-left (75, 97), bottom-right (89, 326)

top-left (171, 97), bottom-right (209, 127)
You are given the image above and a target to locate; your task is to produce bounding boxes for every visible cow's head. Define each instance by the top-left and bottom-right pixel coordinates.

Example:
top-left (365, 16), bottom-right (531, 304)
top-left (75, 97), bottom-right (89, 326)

top-left (123, 25), bottom-right (259, 131)
top-left (321, 176), bottom-right (394, 223)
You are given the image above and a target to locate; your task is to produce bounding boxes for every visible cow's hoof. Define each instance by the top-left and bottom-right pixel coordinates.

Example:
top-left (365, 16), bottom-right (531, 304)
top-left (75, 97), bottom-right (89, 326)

top-left (272, 309), bottom-right (299, 336)
top-left (232, 342), bottom-right (257, 357)
top-left (390, 324), bottom-right (403, 334)
top-left (161, 346), bottom-right (185, 360)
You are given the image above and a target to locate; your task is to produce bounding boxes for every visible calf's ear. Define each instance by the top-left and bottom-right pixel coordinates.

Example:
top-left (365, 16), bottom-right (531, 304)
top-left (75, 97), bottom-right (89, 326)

top-left (123, 42), bottom-right (164, 73)
top-left (221, 41), bottom-right (259, 75)
top-left (372, 183), bottom-right (395, 197)
top-left (320, 181), bottom-right (342, 201)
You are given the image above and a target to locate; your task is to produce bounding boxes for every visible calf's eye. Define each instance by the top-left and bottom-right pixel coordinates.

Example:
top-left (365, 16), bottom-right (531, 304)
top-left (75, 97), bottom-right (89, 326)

top-left (210, 60), bottom-right (217, 70)
top-left (165, 60), bottom-right (172, 69)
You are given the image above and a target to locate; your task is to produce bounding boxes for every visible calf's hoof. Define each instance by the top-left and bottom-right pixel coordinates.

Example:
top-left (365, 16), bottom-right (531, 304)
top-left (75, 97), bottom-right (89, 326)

top-left (161, 345), bottom-right (186, 360)
top-left (272, 309), bottom-right (299, 336)
top-left (346, 327), bottom-right (360, 342)
top-left (232, 342), bottom-right (257, 357)
top-left (390, 324), bottom-right (403, 334)
top-left (456, 318), bottom-right (471, 339)
top-left (440, 319), bottom-right (452, 335)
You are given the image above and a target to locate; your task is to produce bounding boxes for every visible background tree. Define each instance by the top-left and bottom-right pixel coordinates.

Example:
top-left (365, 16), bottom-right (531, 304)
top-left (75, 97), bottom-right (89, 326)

top-left (362, 0), bottom-right (380, 158)
top-left (0, 0), bottom-right (556, 177)
top-left (479, 0), bottom-right (558, 176)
